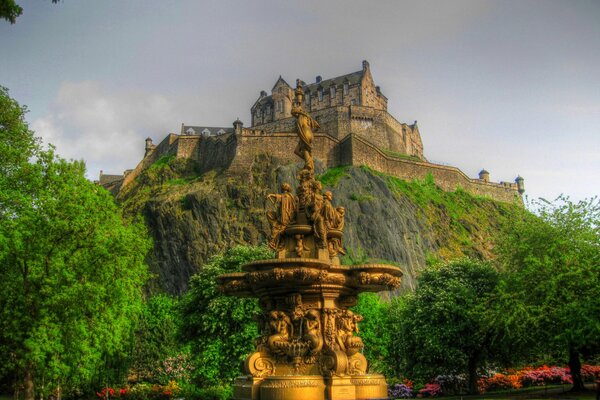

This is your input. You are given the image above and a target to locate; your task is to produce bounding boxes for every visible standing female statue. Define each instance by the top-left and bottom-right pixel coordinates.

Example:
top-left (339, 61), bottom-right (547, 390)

top-left (291, 80), bottom-right (320, 173)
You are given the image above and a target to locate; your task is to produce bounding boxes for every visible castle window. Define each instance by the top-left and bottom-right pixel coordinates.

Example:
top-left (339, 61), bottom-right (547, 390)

top-left (217, 129), bottom-right (226, 135)
top-left (266, 105), bottom-right (271, 114)
top-left (318, 88), bottom-right (323, 101)
top-left (343, 82), bottom-right (349, 95)
top-left (330, 86), bottom-right (336, 100)
top-left (305, 92), bottom-right (310, 105)
top-left (202, 128), bottom-right (211, 136)
top-left (278, 100), bottom-right (284, 113)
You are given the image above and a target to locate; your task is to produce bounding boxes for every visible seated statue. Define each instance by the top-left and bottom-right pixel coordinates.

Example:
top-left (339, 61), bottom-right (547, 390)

top-left (336, 310), bottom-right (364, 356)
top-left (267, 311), bottom-right (292, 356)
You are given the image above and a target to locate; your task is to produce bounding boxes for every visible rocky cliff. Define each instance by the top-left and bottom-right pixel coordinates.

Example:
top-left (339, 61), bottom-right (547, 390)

top-left (117, 155), bottom-right (521, 295)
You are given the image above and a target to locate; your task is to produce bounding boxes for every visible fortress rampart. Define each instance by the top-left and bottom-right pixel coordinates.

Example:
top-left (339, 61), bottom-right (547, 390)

top-left (114, 128), bottom-right (522, 205)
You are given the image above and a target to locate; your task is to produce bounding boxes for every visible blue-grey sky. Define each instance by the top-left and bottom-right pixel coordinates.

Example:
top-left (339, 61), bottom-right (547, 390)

top-left (1, 0), bottom-right (599, 203)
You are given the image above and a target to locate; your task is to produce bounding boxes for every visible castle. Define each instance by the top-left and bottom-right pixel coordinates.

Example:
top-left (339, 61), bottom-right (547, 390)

top-left (99, 61), bottom-right (525, 203)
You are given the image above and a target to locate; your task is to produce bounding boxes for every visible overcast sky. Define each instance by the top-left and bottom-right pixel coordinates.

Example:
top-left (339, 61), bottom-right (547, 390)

top-left (1, 0), bottom-right (599, 203)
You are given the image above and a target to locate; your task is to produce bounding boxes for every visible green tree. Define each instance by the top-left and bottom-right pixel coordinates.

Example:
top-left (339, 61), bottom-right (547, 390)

top-left (389, 258), bottom-right (501, 394)
top-left (0, 87), bottom-right (151, 399)
top-left (0, 0), bottom-right (59, 24)
top-left (351, 293), bottom-right (394, 376)
top-left (178, 245), bottom-right (273, 387)
top-left (129, 294), bottom-right (180, 382)
top-left (496, 196), bottom-right (600, 391)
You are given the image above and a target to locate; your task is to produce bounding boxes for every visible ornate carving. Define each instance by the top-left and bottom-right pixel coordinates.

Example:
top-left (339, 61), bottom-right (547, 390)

top-left (347, 353), bottom-right (368, 375)
top-left (261, 378), bottom-right (324, 389)
top-left (266, 183), bottom-right (297, 250)
top-left (302, 309), bottom-right (323, 356)
top-left (246, 352), bottom-right (276, 378)
top-left (336, 310), bottom-right (364, 356)
top-left (267, 311), bottom-right (292, 355)
top-left (322, 308), bottom-right (339, 349)
top-left (294, 234), bottom-right (307, 257)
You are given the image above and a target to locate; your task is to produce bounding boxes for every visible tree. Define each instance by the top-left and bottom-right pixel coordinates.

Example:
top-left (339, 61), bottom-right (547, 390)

top-left (0, 87), bottom-right (151, 399)
top-left (389, 258), bottom-right (501, 394)
top-left (129, 294), bottom-right (180, 383)
top-left (0, 0), bottom-right (59, 24)
top-left (496, 196), bottom-right (600, 391)
top-left (351, 293), bottom-right (394, 376)
top-left (178, 245), bottom-right (273, 387)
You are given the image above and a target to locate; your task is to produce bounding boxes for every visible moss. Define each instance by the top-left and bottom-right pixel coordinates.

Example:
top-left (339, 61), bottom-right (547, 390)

top-left (350, 193), bottom-right (376, 202)
top-left (318, 165), bottom-right (351, 187)
top-left (381, 149), bottom-right (422, 162)
top-left (362, 167), bottom-right (522, 261)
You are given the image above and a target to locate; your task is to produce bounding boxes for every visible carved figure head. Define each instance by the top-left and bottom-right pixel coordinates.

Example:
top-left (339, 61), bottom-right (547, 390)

top-left (304, 309), bottom-right (320, 331)
top-left (336, 206), bottom-right (345, 216)
top-left (281, 183), bottom-right (291, 192)
top-left (324, 191), bottom-right (333, 201)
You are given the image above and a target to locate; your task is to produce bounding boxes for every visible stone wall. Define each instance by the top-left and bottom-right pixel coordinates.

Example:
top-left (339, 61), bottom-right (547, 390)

top-left (118, 130), bottom-right (520, 204)
top-left (228, 130), bottom-right (341, 174)
top-left (250, 105), bottom-right (424, 160)
top-left (343, 134), bottom-right (521, 203)
top-left (121, 133), bottom-right (179, 189)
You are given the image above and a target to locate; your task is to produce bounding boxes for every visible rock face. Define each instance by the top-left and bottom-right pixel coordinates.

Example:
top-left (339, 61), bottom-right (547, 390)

top-left (119, 155), bottom-right (517, 295)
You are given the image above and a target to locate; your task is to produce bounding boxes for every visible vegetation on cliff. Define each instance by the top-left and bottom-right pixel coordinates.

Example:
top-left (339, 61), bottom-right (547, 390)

top-left (117, 155), bottom-right (523, 294)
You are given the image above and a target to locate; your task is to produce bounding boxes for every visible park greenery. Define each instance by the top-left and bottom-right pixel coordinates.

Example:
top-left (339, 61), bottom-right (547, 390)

top-left (1, 86), bottom-right (599, 399)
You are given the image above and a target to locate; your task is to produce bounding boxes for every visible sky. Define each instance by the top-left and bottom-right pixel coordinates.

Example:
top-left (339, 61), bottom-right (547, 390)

top-left (1, 0), bottom-right (599, 203)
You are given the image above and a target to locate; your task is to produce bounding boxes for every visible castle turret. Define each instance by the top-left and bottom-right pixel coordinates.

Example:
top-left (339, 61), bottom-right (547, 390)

top-left (515, 175), bottom-right (525, 194)
top-left (233, 118), bottom-right (243, 135)
top-left (479, 169), bottom-right (490, 182)
top-left (145, 137), bottom-right (154, 157)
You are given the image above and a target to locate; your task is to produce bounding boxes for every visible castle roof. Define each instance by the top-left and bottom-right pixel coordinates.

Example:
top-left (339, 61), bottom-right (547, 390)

top-left (182, 125), bottom-right (234, 136)
top-left (253, 68), bottom-right (368, 109)
top-left (304, 69), bottom-right (363, 93)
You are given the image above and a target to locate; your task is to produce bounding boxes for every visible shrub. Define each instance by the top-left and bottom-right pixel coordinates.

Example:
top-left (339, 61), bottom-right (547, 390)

top-left (389, 383), bottom-right (413, 399)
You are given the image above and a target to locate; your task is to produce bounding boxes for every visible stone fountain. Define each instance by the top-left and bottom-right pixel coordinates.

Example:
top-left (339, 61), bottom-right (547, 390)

top-left (218, 80), bottom-right (403, 400)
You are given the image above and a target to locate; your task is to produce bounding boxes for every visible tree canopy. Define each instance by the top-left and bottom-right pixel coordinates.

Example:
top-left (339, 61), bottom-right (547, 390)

top-left (0, 86), bottom-right (151, 399)
top-left (178, 245), bottom-right (273, 386)
top-left (495, 196), bottom-right (600, 390)
top-left (389, 258), bottom-right (501, 394)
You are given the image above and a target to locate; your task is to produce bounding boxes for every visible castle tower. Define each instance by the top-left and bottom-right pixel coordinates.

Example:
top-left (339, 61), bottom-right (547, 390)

top-left (479, 169), bottom-right (490, 182)
top-left (515, 175), bottom-right (525, 194)
top-left (233, 118), bottom-right (244, 135)
top-left (272, 76), bottom-right (293, 121)
top-left (145, 137), bottom-right (154, 157)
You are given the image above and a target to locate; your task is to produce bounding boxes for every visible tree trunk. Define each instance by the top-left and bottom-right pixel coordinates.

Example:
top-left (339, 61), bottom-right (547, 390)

top-left (467, 353), bottom-right (480, 394)
top-left (568, 346), bottom-right (585, 391)
top-left (23, 369), bottom-right (34, 400)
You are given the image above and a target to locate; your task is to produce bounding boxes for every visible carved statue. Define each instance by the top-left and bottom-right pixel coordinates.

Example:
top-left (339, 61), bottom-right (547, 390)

top-left (303, 309), bottom-right (323, 356)
top-left (266, 183), bottom-right (297, 250)
top-left (294, 234), bottom-right (308, 257)
top-left (296, 169), bottom-right (313, 210)
top-left (336, 310), bottom-right (364, 356)
top-left (328, 206), bottom-right (346, 256)
top-left (291, 81), bottom-right (320, 173)
top-left (267, 311), bottom-right (292, 355)
top-left (306, 180), bottom-right (327, 249)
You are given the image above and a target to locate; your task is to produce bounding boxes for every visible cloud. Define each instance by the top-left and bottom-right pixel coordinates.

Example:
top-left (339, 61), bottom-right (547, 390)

top-left (31, 81), bottom-right (187, 180)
